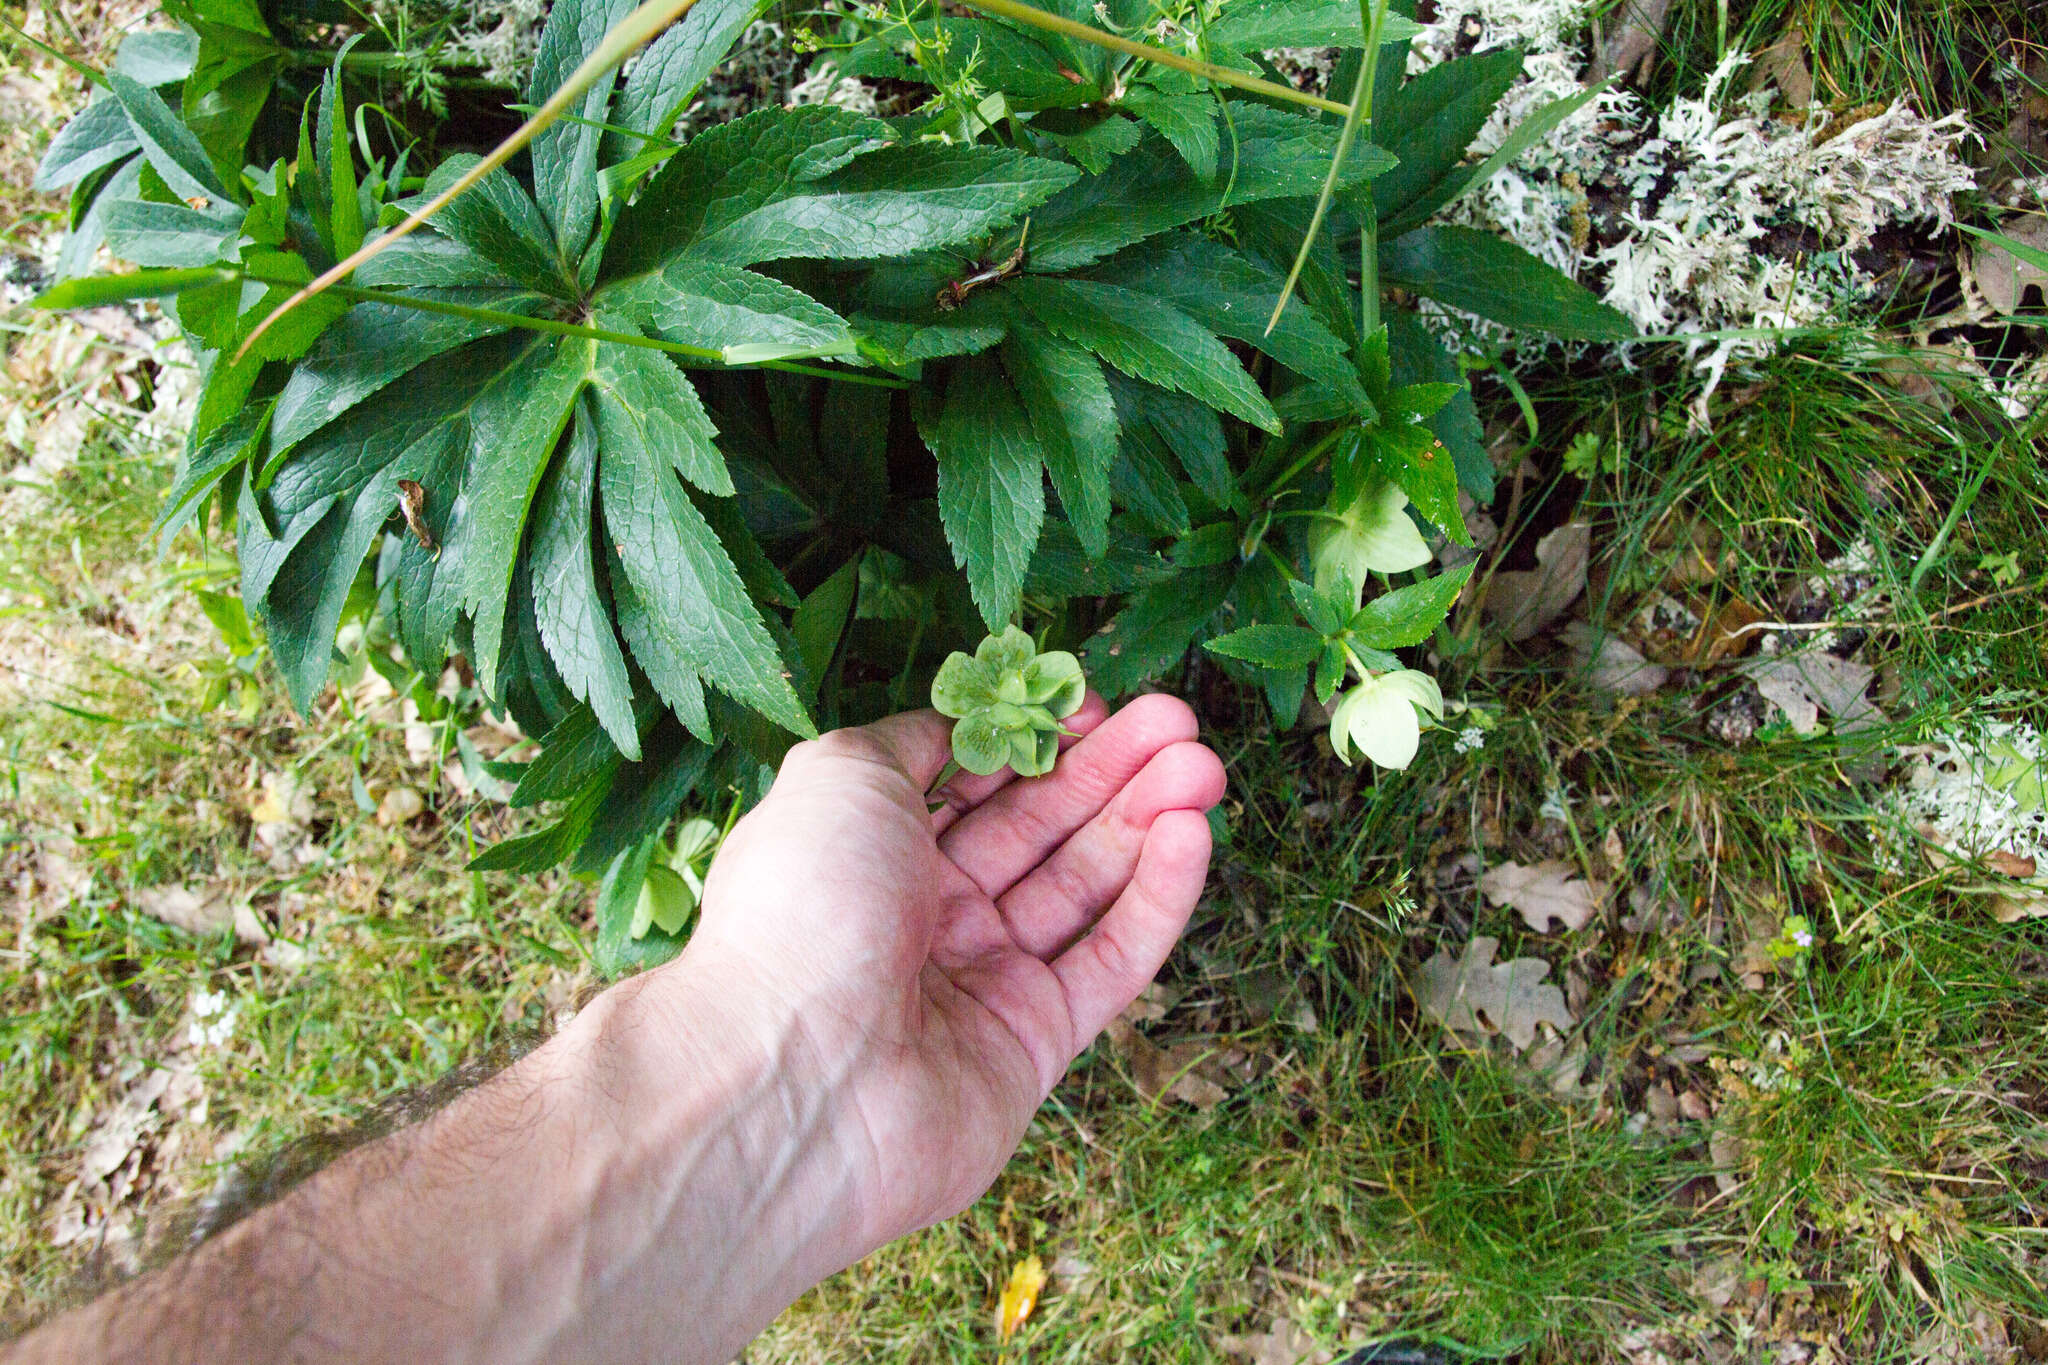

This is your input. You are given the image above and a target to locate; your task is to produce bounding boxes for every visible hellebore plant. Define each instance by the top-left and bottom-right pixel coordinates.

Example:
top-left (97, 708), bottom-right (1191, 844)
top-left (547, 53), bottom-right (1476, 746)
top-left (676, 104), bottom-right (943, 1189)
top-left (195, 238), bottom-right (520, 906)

top-left (1309, 479), bottom-right (1434, 601)
top-left (932, 627), bottom-right (1087, 778)
top-left (1330, 668), bottom-right (1445, 769)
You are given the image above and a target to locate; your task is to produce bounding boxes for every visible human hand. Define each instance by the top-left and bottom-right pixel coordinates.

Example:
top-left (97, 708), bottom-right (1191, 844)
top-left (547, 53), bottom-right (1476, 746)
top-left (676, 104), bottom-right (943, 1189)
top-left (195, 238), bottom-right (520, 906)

top-left (658, 694), bottom-right (1225, 1255)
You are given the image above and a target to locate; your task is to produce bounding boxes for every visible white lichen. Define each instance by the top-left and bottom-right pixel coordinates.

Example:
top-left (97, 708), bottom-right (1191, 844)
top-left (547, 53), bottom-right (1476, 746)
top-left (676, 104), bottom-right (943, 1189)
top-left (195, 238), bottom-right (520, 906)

top-left (1889, 719), bottom-right (2047, 895)
top-left (1404, 5), bottom-right (1978, 391)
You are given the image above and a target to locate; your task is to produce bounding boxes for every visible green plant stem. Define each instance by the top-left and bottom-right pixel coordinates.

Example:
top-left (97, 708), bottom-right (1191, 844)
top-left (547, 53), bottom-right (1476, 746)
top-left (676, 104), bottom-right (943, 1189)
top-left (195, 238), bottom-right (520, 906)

top-left (955, 0), bottom-right (1348, 117)
top-left (1259, 425), bottom-right (1350, 502)
top-left (1265, 0), bottom-right (1390, 335)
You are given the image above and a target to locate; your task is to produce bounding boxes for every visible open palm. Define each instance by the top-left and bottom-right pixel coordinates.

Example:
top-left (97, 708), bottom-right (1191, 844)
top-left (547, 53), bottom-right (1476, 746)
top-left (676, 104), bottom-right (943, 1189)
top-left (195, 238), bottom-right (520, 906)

top-left (685, 694), bottom-right (1224, 1246)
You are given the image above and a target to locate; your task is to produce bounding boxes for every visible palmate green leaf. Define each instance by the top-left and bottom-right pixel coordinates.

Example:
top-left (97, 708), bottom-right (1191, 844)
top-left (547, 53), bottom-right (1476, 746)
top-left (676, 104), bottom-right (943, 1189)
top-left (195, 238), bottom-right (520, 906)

top-left (612, 564), bottom-right (714, 742)
top-left (1109, 429), bottom-right (1189, 538)
top-left (1383, 309), bottom-right (1489, 501)
top-left (1002, 325), bottom-right (1116, 558)
top-left (594, 836), bottom-right (679, 974)
top-left (1380, 226), bottom-right (1634, 342)
top-left (1013, 276), bottom-right (1279, 433)
top-left (934, 18), bottom-right (1100, 107)
top-left (1119, 89), bottom-right (1217, 179)
top-left (1109, 374), bottom-right (1236, 511)
top-left (1366, 46), bottom-right (1523, 227)
top-left (1351, 563), bottom-right (1473, 649)
top-left (468, 771), bottom-right (614, 873)
top-left (1026, 105), bottom-right (1394, 272)
top-left (1206, 0), bottom-right (1421, 50)
top-left (105, 71), bottom-right (231, 206)
top-left (1081, 562), bottom-right (1232, 697)
top-left (533, 398), bottom-right (642, 759)
top-left (402, 156), bottom-right (577, 297)
top-left (599, 414), bottom-right (813, 738)
top-left (154, 397), bottom-right (271, 541)
top-left (1361, 421), bottom-right (1463, 542)
top-left (237, 475), bottom-right (335, 616)
top-left (1040, 114), bottom-right (1143, 176)
top-left (270, 290), bottom-right (550, 451)
top-left (598, 257), bottom-right (852, 356)
top-left (1204, 623), bottom-right (1325, 669)
top-left (602, 0), bottom-right (770, 164)
top-left (916, 353), bottom-right (1045, 632)
top-left (590, 333), bottom-right (729, 494)
top-left (101, 199), bottom-right (240, 268)
top-left (1091, 233), bottom-right (1364, 408)
top-left (113, 29), bottom-right (196, 84)
top-left (453, 336), bottom-right (592, 692)
top-left (353, 235), bottom-right (521, 289)
top-left (529, 0), bottom-right (640, 260)
top-left (606, 105), bottom-right (1076, 280)
top-left (790, 555), bottom-right (860, 691)
top-left (34, 97), bottom-right (139, 192)
top-left (263, 465), bottom-right (407, 709)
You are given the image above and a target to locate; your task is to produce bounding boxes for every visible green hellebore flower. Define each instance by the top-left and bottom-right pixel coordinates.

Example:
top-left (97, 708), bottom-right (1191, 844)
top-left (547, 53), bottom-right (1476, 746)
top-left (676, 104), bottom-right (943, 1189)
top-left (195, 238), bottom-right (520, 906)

top-left (1308, 480), bottom-right (1433, 602)
top-left (630, 816), bottom-right (720, 940)
top-left (1329, 669), bottom-right (1445, 770)
top-left (930, 625), bottom-right (1087, 778)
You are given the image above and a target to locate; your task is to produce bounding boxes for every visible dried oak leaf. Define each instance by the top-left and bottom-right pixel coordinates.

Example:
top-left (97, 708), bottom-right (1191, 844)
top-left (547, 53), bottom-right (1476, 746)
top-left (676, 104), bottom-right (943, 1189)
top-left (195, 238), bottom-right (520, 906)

top-left (1483, 523), bottom-right (1590, 642)
top-left (1412, 936), bottom-right (1576, 1050)
top-left (1562, 622), bottom-right (1668, 697)
top-left (1738, 652), bottom-right (1883, 735)
top-left (1972, 216), bottom-right (2048, 315)
top-left (1217, 1318), bottom-right (1332, 1365)
top-left (1480, 860), bottom-right (1607, 933)
top-left (1104, 1020), bottom-right (1232, 1110)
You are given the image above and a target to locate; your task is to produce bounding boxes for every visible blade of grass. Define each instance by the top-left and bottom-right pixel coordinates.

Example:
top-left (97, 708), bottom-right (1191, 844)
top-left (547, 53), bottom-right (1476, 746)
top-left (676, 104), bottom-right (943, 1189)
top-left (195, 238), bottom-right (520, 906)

top-left (234, 0), bottom-right (710, 363)
top-left (1265, 0), bottom-right (1390, 334)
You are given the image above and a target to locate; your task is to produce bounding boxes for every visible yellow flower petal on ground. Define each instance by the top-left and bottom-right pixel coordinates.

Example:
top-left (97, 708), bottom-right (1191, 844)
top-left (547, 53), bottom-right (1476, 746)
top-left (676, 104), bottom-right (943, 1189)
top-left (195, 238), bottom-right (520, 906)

top-left (996, 1254), bottom-right (1047, 1341)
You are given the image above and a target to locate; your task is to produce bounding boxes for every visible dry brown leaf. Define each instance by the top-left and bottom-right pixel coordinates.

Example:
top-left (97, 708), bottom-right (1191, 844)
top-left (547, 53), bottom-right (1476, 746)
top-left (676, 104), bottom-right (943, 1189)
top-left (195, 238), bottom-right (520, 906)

top-left (1104, 1020), bottom-right (1233, 1110)
top-left (1690, 596), bottom-right (1765, 665)
top-left (1749, 25), bottom-right (1814, 105)
top-left (1481, 859), bottom-right (1607, 933)
top-left (1412, 936), bottom-right (1575, 1050)
top-left (1217, 1317), bottom-right (1332, 1365)
top-left (995, 1255), bottom-right (1047, 1341)
top-left (1972, 216), bottom-right (2048, 315)
top-left (133, 884), bottom-right (269, 945)
top-left (1483, 522), bottom-right (1590, 642)
top-left (1739, 652), bottom-right (1883, 735)
top-left (1593, 0), bottom-right (1674, 82)
top-left (1562, 622), bottom-right (1668, 697)
top-left (376, 785), bottom-right (426, 827)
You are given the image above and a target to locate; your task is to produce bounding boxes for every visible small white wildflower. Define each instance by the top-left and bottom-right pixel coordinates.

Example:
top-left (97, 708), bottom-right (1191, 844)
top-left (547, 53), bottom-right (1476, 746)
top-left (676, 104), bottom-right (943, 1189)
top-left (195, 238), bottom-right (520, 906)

top-left (1538, 787), bottom-right (1572, 822)
top-left (1454, 725), bottom-right (1486, 754)
top-left (1790, 926), bottom-right (1814, 949)
top-left (186, 988), bottom-right (238, 1051)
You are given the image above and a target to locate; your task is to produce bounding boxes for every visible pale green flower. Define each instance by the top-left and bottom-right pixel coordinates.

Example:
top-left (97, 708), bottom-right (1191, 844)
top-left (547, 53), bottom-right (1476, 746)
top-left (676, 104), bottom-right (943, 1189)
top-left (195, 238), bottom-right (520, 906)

top-left (931, 626), bottom-right (1086, 777)
top-left (631, 817), bottom-right (721, 940)
top-left (1309, 481), bottom-right (1433, 599)
top-left (1330, 669), bottom-right (1445, 770)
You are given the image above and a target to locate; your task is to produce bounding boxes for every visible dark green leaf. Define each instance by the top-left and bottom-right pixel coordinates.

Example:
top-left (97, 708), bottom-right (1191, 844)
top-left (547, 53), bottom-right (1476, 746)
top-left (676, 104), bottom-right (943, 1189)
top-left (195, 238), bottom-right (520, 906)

top-left (101, 198), bottom-right (239, 267)
top-left (1081, 563), bottom-right (1231, 697)
top-left (1361, 422), bottom-right (1464, 541)
top-left (608, 105), bottom-right (1075, 277)
top-left (1386, 309), bottom-right (1490, 502)
top-left (155, 397), bottom-right (271, 541)
top-left (529, 0), bottom-right (639, 259)
top-left (1289, 575), bottom-right (1348, 636)
top-left (271, 290), bottom-right (546, 450)
top-left (114, 30), bottom-right (199, 85)
top-left (1119, 89), bottom-right (1217, 178)
top-left (590, 335), bottom-right (729, 495)
top-left (450, 336), bottom-right (590, 690)
top-left (1110, 375), bottom-right (1237, 511)
top-left (1002, 325), bottom-right (1116, 557)
top-left (791, 555), bottom-right (861, 690)
top-left (593, 837), bottom-right (681, 974)
top-left (1208, 0), bottom-right (1421, 49)
top-left (533, 398), bottom-right (641, 759)
top-left (407, 155), bottom-right (576, 296)
top-left (1013, 276), bottom-right (1278, 433)
top-left (600, 415), bottom-right (813, 736)
top-left (1351, 563), bottom-right (1473, 648)
top-left (1381, 75), bottom-right (1616, 236)
top-left (34, 97), bottom-right (139, 192)
top-left (599, 257), bottom-right (852, 356)
top-left (1204, 623), bottom-right (1325, 668)
top-left (1025, 520), bottom-right (1170, 596)
top-left (1110, 432), bottom-right (1189, 538)
top-left (354, 234), bottom-right (522, 289)
top-left (612, 567), bottom-right (714, 741)
top-left (468, 773), bottom-right (612, 872)
top-left (604, 0), bottom-right (772, 163)
top-left (917, 353), bottom-right (1045, 631)
top-left (1380, 226), bottom-right (1634, 341)
top-left (1026, 105), bottom-right (1394, 272)
top-left (1368, 47), bottom-right (1522, 226)
top-left (1041, 113), bottom-right (1142, 175)
top-left (106, 71), bottom-right (230, 205)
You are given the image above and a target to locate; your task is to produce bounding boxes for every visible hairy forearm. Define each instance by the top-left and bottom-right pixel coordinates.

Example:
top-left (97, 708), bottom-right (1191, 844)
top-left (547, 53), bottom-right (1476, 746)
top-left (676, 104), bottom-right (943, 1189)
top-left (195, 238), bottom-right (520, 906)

top-left (7, 957), bottom-right (864, 1365)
